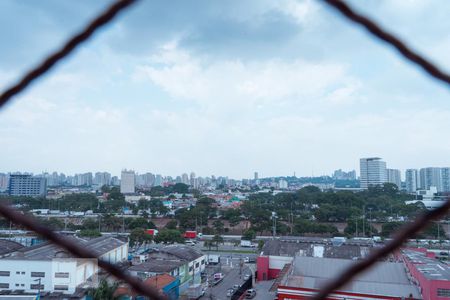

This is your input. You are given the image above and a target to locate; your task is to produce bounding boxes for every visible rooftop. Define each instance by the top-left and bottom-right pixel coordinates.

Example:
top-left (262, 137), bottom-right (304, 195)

top-left (281, 256), bottom-right (420, 299)
top-left (403, 249), bottom-right (450, 280)
top-left (155, 245), bottom-right (203, 261)
top-left (0, 239), bottom-right (24, 256)
top-left (129, 259), bottom-right (185, 273)
top-left (2, 236), bottom-right (125, 260)
top-left (262, 239), bottom-right (368, 260)
top-left (144, 274), bottom-right (176, 289)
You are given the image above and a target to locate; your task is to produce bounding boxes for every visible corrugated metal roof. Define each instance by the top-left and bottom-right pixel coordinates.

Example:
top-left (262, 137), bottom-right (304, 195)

top-left (284, 256), bottom-right (421, 299)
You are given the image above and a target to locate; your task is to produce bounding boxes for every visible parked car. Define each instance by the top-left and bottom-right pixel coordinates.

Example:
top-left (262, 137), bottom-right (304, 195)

top-left (244, 274), bottom-right (251, 281)
top-left (226, 288), bottom-right (235, 297)
top-left (245, 289), bottom-right (256, 299)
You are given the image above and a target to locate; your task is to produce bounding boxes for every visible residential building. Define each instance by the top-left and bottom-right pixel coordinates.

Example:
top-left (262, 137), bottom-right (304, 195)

top-left (120, 170), bottom-right (135, 194)
top-left (181, 173), bottom-right (189, 185)
top-left (93, 172), bottom-right (111, 186)
top-left (146, 245), bottom-right (206, 295)
top-left (359, 157), bottom-right (387, 189)
top-left (442, 167), bottom-right (450, 192)
top-left (405, 169), bottom-right (419, 193)
top-left (278, 179), bottom-right (288, 189)
top-left (332, 169), bottom-right (356, 180)
top-left (419, 167), bottom-right (442, 192)
top-left (0, 174), bottom-right (9, 191)
top-left (386, 168), bottom-right (401, 189)
top-left (0, 236), bottom-right (128, 295)
top-left (8, 174), bottom-right (47, 197)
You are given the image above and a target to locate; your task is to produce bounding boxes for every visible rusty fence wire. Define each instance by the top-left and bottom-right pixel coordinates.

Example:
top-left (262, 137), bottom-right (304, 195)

top-left (1, 0), bottom-right (450, 299)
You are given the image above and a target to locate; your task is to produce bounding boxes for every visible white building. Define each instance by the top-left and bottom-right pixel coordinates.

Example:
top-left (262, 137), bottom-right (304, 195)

top-left (278, 179), bottom-right (288, 189)
top-left (0, 236), bottom-right (128, 295)
top-left (120, 170), bottom-right (136, 194)
top-left (405, 169), bottom-right (419, 193)
top-left (359, 157), bottom-right (387, 189)
top-left (386, 168), bottom-right (401, 189)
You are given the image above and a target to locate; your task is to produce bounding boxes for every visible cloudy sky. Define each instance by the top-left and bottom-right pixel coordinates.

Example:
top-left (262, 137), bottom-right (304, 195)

top-left (1, 0), bottom-right (450, 179)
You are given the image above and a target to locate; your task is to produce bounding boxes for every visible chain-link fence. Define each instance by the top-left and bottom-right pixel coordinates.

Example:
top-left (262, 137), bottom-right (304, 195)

top-left (1, 1), bottom-right (449, 299)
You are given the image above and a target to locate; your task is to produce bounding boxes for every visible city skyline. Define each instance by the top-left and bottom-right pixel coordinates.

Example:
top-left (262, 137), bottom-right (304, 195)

top-left (1, 1), bottom-right (450, 178)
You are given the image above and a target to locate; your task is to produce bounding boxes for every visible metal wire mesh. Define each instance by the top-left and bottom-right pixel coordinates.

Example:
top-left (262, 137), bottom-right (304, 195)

top-left (1, 0), bottom-right (450, 299)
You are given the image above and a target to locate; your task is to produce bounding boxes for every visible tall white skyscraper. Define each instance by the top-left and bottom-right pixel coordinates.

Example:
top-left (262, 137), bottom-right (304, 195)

top-left (359, 157), bottom-right (387, 189)
top-left (405, 169), bottom-right (419, 193)
top-left (419, 167), bottom-right (442, 192)
top-left (120, 170), bottom-right (135, 194)
top-left (386, 169), bottom-right (401, 189)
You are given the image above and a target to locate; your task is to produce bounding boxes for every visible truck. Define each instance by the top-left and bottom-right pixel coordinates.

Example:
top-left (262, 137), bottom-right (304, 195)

top-left (240, 240), bottom-right (255, 248)
top-left (372, 236), bottom-right (382, 243)
top-left (145, 229), bottom-right (158, 236)
top-left (184, 231), bottom-right (197, 239)
top-left (208, 254), bottom-right (220, 265)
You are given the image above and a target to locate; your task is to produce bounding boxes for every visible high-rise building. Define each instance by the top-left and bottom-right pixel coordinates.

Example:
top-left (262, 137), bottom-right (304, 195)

top-left (181, 173), bottom-right (189, 185)
top-left (441, 168), bottom-right (450, 192)
top-left (332, 169), bottom-right (357, 180)
top-left (359, 157), bottom-right (387, 189)
top-left (94, 172), bottom-right (111, 187)
top-left (386, 169), bottom-right (401, 189)
top-left (154, 174), bottom-right (163, 187)
top-left (254, 172), bottom-right (259, 180)
top-left (120, 170), bottom-right (135, 194)
top-left (405, 169), bottom-right (419, 193)
top-left (8, 174), bottom-right (47, 197)
top-left (419, 167), bottom-right (442, 192)
top-left (278, 179), bottom-right (288, 189)
top-left (0, 173), bottom-right (9, 191)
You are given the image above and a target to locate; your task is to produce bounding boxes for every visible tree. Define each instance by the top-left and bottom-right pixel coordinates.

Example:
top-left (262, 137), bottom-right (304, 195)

top-left (154, 229), bottom-right (184, 244)
top-left (129, 228), bottom-right (153, 247)
top-left (87, 279), bottom-right (118, 300)
top-left (165, 220), bottom-right (178, 230)
top-left (126, 217), bottom-right (155, 230)
top-left (82, 218), bottom-right (99, 230)
top-left (78, 229), bottom-right (102, 238)
top-left (242, 229), bottom-right (256, 241)
top-left (212, 234), bottom-right (223, 251)
top-left (213, 220), bottom-right (225, 234)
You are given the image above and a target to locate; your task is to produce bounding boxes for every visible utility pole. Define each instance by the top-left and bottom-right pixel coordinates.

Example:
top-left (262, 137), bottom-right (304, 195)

top-left (362, 206), bottom-right (366, 237)
top-left (271, 212), bottom-right (277, 238)
top-left (355, 218), bottom-right (358, 237)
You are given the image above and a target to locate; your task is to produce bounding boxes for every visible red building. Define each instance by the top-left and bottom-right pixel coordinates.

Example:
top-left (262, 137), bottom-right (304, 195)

top-left (276, 256), bottom-right (421, 300)
top-left (402, 249), bottom-right (450, 300)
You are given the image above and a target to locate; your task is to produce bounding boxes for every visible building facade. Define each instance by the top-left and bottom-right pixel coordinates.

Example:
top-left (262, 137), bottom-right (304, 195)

top-left (387, 168), bottom-right (401, 189)
top-left (120, 170), bottom-right (136, 194)
top-left (405, 169), bottom-right (419, 193)
top-left (8, 174), bottom-right (47, 197)
top-left (359, 157), bottom-right (387, 189)
top-left (419, 167), bottom-right (442, 192)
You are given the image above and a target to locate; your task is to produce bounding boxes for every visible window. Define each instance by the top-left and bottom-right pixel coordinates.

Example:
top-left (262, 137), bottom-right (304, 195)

top-left (189, 266), bottom-right (193, 272)
top-left (195, 262), bottom-right (199, 268)
top-left (15, 271), bottom-right (20, 275)
top-left (0, 283), bottom-right (8, 288)
top-left (0, 271), bottom-right (10, 277)
top-left (15, 284), bottom-right (19, 287)
top-left (55, 272), bottom-right (69, 278)
top-left (21, 272), bottom-right (25, 275)
top-left (201, 259), bottom-right (205, 265)
top-left (54, 285), bottom-right (69, 291)
top-left (438, 289), bottom-right (450, 297)
top-left (30, 284), bottom-right (44, 290)
top-left (31, 272), bottom-right (45, 278)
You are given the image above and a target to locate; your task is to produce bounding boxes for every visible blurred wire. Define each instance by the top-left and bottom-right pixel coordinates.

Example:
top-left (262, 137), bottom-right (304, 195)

top-left (0, 0), bottom-right (137, 108)
top-left (323, 0), bottom-right (450, 86)
top-left (312, 198), bottom-right (450, 300)
top-left (0, 203), bottom-right (166, 300)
